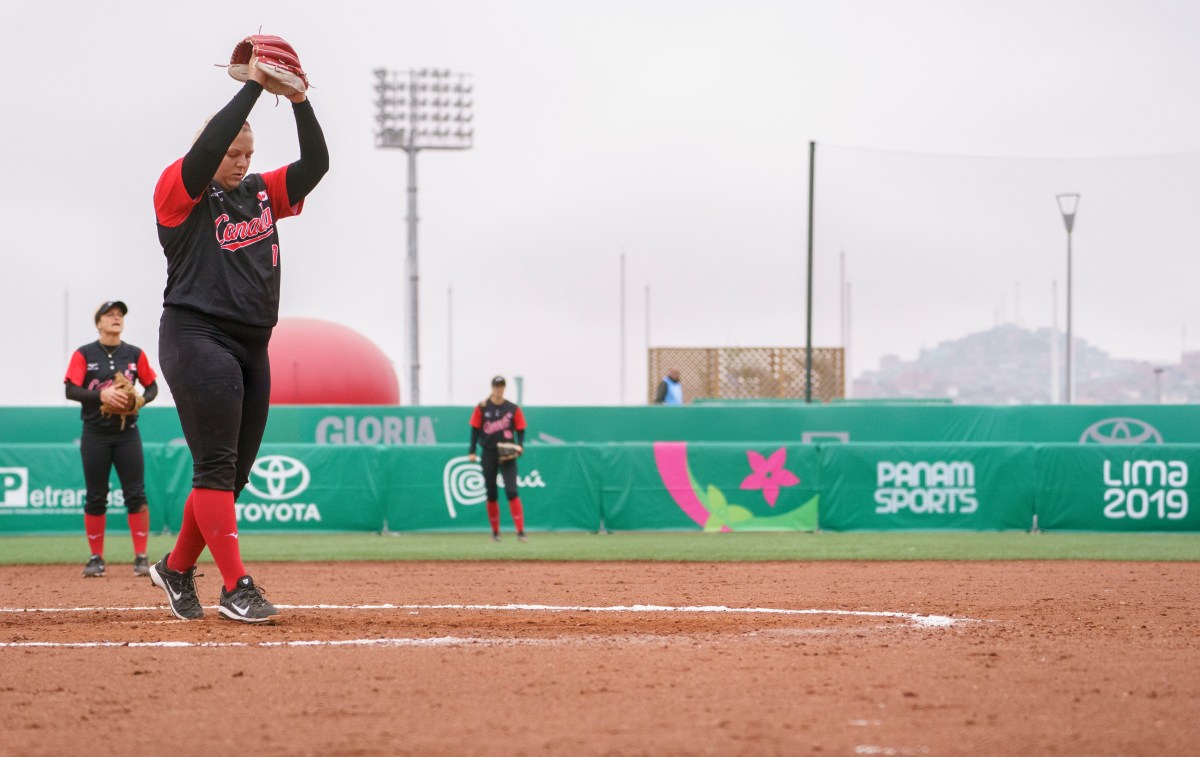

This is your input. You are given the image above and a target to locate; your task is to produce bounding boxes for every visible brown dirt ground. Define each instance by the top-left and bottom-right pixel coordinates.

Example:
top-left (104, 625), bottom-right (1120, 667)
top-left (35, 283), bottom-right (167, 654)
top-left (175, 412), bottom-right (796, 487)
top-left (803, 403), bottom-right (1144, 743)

top-left (0, 561), bottom-right (1197, 757)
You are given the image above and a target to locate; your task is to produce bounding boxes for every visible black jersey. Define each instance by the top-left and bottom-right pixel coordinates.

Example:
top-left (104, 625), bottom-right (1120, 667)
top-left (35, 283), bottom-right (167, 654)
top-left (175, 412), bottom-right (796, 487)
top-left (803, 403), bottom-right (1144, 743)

top-left (469, 400), bottom-right (527, 451)
top-left (64, 342), bottom-right (157, 431)
top-left (154, 159), bottom-right (302, 328)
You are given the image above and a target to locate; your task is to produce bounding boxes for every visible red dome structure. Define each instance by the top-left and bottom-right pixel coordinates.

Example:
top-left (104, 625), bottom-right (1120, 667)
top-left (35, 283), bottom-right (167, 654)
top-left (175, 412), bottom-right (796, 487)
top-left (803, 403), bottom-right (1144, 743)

top-left (268, 318), bottom-right (400, 405)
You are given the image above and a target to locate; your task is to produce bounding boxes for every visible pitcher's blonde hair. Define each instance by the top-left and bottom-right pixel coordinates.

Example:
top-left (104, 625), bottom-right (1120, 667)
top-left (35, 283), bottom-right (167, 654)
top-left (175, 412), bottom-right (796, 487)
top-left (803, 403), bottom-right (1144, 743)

top-left (192, 116), bottom-right (253, 145)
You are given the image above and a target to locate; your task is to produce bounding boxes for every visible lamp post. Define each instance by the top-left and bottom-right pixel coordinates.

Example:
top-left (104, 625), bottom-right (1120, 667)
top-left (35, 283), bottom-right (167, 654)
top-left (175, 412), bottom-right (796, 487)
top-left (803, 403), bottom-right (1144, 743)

top-left (374, 68), bottom-right (474, 405)
top-left (1056, 193), bottom-right (1080, 404)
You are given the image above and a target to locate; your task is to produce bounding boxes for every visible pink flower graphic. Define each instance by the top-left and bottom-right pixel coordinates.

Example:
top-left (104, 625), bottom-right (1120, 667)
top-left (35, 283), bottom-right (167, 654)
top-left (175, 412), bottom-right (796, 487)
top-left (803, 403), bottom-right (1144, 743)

top-left (739, 448), bottom-right (800, 507)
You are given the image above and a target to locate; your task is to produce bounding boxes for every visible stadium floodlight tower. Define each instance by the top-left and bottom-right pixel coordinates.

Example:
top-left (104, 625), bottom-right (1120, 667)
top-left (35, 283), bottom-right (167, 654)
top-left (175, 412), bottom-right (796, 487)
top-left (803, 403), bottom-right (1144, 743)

top-left (1055, 193), bottom-right (1080, 404)
top-left (374, 68), bottom-right (474, 405)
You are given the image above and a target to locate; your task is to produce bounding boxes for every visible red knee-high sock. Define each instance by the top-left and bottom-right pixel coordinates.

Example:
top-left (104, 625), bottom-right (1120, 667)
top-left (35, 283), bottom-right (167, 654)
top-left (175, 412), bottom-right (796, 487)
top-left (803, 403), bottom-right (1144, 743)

top-left (190, 488), bottom-right (246, 591)
top-left (508, 496), bottom-right (525, 534)
top-left (486, 500), bottom-right (501, 535)
top-left (85, 514), bottom-right (106, 557)
top-left (127, 510), bottom-right (150, 555)
top-left (167, 491), bottom-right (206, 573)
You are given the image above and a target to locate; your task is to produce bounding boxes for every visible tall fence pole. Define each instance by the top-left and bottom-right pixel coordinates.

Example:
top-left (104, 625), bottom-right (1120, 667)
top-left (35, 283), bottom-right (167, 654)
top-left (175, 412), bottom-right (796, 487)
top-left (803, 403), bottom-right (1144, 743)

top-left (805, 141), bottom-right (816, 403)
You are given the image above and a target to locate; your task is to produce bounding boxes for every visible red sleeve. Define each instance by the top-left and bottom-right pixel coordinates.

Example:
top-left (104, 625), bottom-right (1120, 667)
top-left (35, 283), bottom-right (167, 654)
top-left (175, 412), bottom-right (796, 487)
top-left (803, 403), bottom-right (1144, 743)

top-left (154, 158), bottom-right (202, 228)
top-left (137, 351), bottom-right (157, 386)
top-left (64, 351), bottom-right (86, 386)
top-left (260, 166), bottom-right (304, 220)
top-left (469, 405), bottom-right (482, 429)
top-left (514, 407), bottom-right (527, 431)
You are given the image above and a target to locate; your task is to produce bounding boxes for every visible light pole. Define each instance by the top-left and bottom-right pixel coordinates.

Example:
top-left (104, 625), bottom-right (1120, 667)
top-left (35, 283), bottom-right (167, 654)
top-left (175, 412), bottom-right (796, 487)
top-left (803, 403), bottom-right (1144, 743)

top-left (1056, 193), bottom-right (1080, 404)
top-left (374, 68), bottom-right (474, 405)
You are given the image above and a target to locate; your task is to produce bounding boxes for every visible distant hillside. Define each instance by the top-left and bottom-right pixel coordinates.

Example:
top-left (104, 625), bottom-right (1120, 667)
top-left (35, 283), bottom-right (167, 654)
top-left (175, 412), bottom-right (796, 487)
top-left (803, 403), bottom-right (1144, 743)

top-left (852, 324), bottom-right (1200, 404)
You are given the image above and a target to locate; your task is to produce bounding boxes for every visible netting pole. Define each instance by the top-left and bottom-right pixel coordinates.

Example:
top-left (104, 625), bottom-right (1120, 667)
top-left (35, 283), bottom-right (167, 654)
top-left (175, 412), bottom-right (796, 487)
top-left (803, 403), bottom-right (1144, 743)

top-left (620, 252), bottom-right (627, 404)
top-left (805, 141), bottom-right (816, 403)
top-left (1066, 228), bottom-right (1074, 403)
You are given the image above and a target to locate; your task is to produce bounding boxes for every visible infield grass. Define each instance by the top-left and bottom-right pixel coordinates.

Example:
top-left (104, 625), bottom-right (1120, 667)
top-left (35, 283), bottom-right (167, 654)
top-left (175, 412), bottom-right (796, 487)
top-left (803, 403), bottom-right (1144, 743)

top-left (1, 531), bottom-right (1198, 565)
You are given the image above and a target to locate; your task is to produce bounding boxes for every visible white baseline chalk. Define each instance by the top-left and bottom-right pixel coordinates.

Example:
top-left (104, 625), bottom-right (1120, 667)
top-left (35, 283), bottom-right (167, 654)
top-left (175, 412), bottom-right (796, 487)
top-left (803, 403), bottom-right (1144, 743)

top-left (0, 602), bottom-right (966, 627)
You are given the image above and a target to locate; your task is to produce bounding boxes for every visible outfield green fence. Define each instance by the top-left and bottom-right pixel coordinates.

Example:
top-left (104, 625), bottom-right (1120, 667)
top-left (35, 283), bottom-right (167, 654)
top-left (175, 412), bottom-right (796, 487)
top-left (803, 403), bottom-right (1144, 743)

top-left (2, 442), bottom-right (1197, 535)
top-left (4, 403), bottom-right (1199, 445)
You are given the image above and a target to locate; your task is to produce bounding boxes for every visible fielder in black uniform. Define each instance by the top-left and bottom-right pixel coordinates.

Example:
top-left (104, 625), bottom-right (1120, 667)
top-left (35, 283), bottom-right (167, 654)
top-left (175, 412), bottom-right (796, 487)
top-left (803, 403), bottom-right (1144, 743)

top-left (64, 301), bottom-right (159, 578)
top-left (148, 63), bottom-right (328, 623)
top-left (469, 376), bottom-right (528, 542)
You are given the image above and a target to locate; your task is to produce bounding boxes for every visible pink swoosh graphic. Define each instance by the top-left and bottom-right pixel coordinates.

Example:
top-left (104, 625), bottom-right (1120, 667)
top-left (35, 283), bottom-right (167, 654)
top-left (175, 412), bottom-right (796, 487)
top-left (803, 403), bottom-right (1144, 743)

top-left (652, 442), bottom-right (711, 529)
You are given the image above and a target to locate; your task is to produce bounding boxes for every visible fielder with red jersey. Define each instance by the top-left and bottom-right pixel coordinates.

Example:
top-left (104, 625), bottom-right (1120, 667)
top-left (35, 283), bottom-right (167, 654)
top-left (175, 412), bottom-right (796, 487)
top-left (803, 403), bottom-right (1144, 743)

top-left (147, 71), bottom-right (328, 624)
top-left (63, 300), bottom-right (159, 578)
top-left (469, 376), bottom-right (528, 541)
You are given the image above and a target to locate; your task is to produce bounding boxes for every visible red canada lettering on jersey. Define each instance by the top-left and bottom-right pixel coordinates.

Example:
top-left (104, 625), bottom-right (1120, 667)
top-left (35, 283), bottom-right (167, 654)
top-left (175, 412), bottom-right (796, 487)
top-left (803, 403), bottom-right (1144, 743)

top-left (482, 416), bottom-right (512, 435)
top-left (214, 207), bottom-right (275, 252)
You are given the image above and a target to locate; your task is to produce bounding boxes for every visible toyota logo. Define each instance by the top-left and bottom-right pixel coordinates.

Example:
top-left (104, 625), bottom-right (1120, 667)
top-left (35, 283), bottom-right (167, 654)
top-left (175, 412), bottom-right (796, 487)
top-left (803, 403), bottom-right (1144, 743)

top-left (244, 455), bottom-right (311, 499)
top-left (1079, 418), bottom-right (1163, 445)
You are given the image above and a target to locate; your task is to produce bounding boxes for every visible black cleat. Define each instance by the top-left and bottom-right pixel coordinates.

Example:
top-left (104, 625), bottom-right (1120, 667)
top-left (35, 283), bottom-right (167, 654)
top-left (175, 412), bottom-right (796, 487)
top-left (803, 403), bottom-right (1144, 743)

top-left (517, 532), bottom-right (527, 543)
top-left (219, 576), bottom-right (279, 624)
top-left (133, 554), bottom-right (150, 577)
top-left (491, 532), bottom-right (501, 542)
top-left (149, 553), bottom-right (204, 620)
top-left (82, 555), bottom-right (105, 578)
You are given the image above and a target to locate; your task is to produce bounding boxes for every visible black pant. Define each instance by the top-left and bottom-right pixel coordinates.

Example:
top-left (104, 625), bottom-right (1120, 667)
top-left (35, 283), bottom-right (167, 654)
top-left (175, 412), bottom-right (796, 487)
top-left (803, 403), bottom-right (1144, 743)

top-left (481, 447), bottom-right (519, 501)
top-left (80, 426), bottom-right (147, 515)
top-left (159, 306), bottom-right (272, 496)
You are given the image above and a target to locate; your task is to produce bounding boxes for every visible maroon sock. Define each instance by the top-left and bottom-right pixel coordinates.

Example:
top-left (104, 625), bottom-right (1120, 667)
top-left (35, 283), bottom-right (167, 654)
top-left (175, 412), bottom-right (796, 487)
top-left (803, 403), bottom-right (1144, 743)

top-left (84, 513), bottom-right (106, 557)
top-left (167, 491), bottom-right (206, 573)
top-left (190, 487), bottom-right (246, 591)
top-left (127, 510), bottom-right (150, 555)
top-left (508, 497), bottom-right (525, 534)
top-left (486, 500), bottom-right (500, 534)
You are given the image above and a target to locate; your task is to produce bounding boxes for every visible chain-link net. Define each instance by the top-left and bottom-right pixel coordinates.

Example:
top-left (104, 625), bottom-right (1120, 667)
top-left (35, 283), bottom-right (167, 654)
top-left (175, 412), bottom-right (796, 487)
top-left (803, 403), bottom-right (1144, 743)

top-left (648, 347), bottom-right (844, 403)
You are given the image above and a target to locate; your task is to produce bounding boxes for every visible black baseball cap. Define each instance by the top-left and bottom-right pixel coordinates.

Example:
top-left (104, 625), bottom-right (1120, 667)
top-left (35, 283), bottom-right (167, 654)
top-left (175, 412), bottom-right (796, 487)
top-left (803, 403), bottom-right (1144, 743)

top-left (491, 375), bottom-right (506, 386)
top-left (94, 300), bottom-right (128, 323)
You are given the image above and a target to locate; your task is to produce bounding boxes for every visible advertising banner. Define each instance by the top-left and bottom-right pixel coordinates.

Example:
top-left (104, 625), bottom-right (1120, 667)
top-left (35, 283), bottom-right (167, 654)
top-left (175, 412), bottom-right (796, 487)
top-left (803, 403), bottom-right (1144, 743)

top-left (1036, 445), bottom-right (1200, 532)
top-left (379, 445), bottom-right (602, 533)
top-left (818, 444), bottom-right (1036, 531)
top-left (158, 444), bottom-right (386, 533)
top-left (5, 404), bottom-right (1200, 446)
top-left (0, 443), bottom-right (169, 536)
top-left (4, 441), bottom-right (1199, 535)
top-left (601, 443), bottom-right (821, 532)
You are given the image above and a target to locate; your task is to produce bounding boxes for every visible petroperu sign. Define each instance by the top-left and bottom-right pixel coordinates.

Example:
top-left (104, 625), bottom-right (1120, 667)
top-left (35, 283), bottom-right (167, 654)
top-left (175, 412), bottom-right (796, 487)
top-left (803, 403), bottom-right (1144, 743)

top-left (0, 466), bottom-right (128, 511)
top-left (874, 460), bottom-right (978, 515)
top-left (315, 415), bottom-right (437, 445)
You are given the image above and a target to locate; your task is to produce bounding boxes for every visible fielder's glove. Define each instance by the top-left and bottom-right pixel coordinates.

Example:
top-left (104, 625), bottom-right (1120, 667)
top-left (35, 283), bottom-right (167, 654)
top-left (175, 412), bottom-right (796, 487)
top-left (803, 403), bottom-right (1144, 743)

top-left (227, 35), bottom-right (310, 98)
top-left (496, 442), bottom-right (524, 463)
top-left (99, 373), bottom-right (145, 431)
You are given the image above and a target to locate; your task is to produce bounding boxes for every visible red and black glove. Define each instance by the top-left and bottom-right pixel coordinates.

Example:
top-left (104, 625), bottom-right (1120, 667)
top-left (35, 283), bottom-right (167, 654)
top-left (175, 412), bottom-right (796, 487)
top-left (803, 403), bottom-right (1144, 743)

top-left (227, 34), bottom-right (309, 97)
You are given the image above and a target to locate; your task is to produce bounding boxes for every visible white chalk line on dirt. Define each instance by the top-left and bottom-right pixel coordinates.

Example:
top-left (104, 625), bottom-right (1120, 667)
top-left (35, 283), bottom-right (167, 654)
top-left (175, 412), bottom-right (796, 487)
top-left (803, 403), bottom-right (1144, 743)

top-left (0, 636), bottom-right (530, 650)
top-left (0, 602), bottom-right (971, 627)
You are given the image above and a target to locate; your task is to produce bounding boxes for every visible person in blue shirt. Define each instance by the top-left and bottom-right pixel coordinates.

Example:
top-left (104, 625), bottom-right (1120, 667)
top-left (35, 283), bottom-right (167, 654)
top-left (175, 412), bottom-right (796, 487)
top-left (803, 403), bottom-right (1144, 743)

top-left (654, 369), bottom-right (684, 405)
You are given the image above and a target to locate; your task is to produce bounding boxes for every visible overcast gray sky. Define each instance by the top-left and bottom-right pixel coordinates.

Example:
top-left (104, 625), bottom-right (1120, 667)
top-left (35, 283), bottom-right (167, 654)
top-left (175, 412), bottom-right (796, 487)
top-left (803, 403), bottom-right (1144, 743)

top-left (4, 0), bottom-right (1199, 406)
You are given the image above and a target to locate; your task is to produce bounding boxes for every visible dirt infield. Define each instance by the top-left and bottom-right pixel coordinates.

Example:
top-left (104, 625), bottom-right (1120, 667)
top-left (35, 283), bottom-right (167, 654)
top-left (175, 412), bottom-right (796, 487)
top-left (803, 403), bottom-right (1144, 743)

top-left (1, 561), bottom-right (1197, 756)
